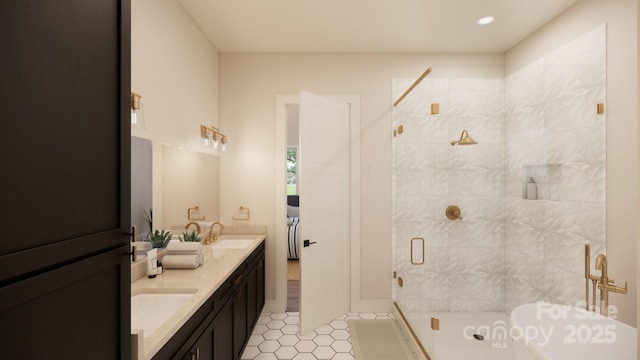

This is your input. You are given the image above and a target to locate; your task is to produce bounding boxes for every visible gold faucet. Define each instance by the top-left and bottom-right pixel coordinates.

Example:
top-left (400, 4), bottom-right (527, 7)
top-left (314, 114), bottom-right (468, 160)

top-left (595, 253), bottom-right (628, 316)
top-left (207, 221), bottom-right (224, 244)
top-left (184, 221), bottom-right (201, 233)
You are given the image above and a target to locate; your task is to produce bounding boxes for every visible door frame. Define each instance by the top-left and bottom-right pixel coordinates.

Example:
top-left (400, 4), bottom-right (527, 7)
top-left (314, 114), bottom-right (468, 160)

top-left (272, 94), bottom-right (361, 313)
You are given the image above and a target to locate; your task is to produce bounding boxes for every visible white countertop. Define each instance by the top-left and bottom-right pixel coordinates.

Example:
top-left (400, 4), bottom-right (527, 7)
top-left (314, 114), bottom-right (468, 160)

top-left (131, 234), bottom-right (265, 360)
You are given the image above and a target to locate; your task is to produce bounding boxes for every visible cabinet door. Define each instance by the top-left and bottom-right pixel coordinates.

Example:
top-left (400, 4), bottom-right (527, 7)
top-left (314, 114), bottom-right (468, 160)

top-left (213, 299), bottom-right (234, 360)
top-left (0, 0), bottom-right (131, 279)
top-left (257, 254), bottom-right (266, 313)
top-left (0, 248), bottom-right (128, 359)
top-left (0, 1), bottom-right (130, 357)
top-left (183, 320), bottom-right (214, 360)
top-left (233, 282), bottom-right (248, 359)
top-left (246, 265), bottom-right (258, 331)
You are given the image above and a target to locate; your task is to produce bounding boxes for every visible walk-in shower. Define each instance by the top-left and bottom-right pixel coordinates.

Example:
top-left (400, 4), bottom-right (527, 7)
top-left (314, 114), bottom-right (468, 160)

top-left (392, 24), bottom-right (607, 360)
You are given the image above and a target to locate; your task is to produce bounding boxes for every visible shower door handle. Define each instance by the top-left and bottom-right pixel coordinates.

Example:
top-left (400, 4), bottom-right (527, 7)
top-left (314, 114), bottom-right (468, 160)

top-left (303, 239), bottom-right (316, 247)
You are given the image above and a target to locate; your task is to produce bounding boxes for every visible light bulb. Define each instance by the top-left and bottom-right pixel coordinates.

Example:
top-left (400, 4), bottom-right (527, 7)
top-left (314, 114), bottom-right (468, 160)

top-left (201, 136), bottom-right (209, 148)
top-left (131, 109), bottom-right (138, 126)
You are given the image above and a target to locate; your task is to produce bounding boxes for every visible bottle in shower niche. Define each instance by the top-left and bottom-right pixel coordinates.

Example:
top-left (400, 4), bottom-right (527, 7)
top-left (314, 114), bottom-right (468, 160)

top-left (526, 177), bottom-right (537, 200)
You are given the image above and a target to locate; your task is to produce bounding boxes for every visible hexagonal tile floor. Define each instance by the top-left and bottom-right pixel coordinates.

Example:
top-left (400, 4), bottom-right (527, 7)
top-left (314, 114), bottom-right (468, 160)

top-left (242, 312), bottom-right (394, 360)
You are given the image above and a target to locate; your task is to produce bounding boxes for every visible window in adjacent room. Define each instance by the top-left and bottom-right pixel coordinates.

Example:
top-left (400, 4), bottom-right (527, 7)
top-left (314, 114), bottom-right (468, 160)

top-left (287, 147), bottom-right (298, 195)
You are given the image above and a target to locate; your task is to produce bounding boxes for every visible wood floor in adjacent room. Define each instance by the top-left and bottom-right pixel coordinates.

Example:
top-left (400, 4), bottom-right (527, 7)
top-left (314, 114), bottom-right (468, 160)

top-left (288, 260), bottom-right (300, 312)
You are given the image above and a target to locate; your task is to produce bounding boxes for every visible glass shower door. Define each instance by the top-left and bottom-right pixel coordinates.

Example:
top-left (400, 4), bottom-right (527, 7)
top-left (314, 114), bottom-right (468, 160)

top-left (392, 75), bottom-right (436, 358)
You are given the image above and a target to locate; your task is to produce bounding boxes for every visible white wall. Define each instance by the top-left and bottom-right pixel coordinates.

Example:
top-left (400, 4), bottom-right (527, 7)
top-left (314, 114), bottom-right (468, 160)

top-left (219, 53), bottom-right (504, 307)
top-left (132, 0), bottom-right (638, 324)
top-left (506, 0), bottom-right (637, 326)
top-left (132, 0), bottom-right (220, 229)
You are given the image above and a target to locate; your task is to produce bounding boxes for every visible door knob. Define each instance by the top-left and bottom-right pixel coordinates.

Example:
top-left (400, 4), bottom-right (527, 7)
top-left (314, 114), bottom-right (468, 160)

top-left (303, 239), bottom-right (317, 247)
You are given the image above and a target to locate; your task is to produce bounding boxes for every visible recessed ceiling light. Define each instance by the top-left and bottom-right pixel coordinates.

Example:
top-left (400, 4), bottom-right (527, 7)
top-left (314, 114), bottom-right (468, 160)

top-left (477, 16), bottom-right (495, 25)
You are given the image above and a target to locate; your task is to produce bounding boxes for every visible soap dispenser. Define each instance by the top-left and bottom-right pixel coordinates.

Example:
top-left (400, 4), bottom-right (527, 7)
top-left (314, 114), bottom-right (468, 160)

top-left (526, 177), bottom-right (537, 200)
top-left (147, 248), bottom-right (158, 278)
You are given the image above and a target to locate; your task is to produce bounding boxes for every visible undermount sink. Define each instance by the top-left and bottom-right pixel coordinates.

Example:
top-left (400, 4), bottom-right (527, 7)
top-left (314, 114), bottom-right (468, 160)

top-left (131, 289), bottom-right (197, 338)
top-left (212, 239), bottom-right (254, 249)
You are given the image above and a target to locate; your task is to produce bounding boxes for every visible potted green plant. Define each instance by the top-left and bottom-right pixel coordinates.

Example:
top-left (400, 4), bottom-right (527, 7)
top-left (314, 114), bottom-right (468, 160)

top-left (180, 230), bottom-right (202, 243)
top-left (144, 208), bottom-right (153, 237)
top-left (147, 229), bottom-right (172, 249)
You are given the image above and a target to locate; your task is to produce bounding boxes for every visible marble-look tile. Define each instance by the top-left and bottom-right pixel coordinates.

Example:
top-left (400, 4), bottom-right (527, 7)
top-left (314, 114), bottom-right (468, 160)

top-left (431, 116), bottom-right (450, 144)
top-left (544, 62), bottom-right (605, 102)
top-left (395, 169), bottom-right (420, 195)
top-left (545, 24), bottom-right (605, 66)
top-left (448, 90), bottom-right (504, 118)
top-left (544, 85), bottom-right (605, 135)
top-left (449, 143), bottom-right (503, 170)
top-left (504, 250), bottom-right (545, 291)
top-left (544, 265), bottom-right (585, 306)
top-left (504, 107), bottom-right (545, 139)
top-left (505, 58), bottom-right (544, 89)
top-left (449, 300), bottom-right (503, 312)
top-left (559, 201), bottom-right (605, 242)
top-left (449, 247), bottom-right (502, 274)
top-left (505, 76), bottom-right (545, 113)
top-left (559, 164), bottom-right (606, 203)
top-left (392, 24), bottom-right (606, 316)
top-left (448, 220), bottom-right (502, 248)
top-left (504, 223), bottom-right (544, 260)
top-left (544, 232), bottom-right (588, 275)
top-left (448, 273), bottom-right (503, 300)
top-left (395, 143), bottom-right (419, 170)
top-left (449, 169), bottom-right (503, 195)
top-left (447, 195), bottom-right (503, 221)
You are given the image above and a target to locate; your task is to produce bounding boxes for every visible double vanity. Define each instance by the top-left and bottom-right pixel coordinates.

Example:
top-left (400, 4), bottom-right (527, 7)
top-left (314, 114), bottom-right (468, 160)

top-left (131, 233), bottom-right (265, 360)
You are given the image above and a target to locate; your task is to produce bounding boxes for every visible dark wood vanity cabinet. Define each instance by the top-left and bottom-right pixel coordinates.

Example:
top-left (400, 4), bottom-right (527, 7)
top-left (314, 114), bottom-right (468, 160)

top-left (0, 1), bottom-right (131, 359)
top-left (159, 242), bottom-right (265, 360)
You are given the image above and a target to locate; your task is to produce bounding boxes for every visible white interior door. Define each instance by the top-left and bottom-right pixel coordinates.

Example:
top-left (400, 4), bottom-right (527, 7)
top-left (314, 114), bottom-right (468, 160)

top-left (299, 91), bottom-right (351, 335)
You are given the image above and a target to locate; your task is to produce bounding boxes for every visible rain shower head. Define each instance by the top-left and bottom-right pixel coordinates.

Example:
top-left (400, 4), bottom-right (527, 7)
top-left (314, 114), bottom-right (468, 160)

top-left (450, 130), bottom-right (477, 146)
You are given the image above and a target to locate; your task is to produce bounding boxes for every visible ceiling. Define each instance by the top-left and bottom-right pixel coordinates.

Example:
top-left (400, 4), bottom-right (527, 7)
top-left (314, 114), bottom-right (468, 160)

top-left (178, 0), bottom-right (581, 53)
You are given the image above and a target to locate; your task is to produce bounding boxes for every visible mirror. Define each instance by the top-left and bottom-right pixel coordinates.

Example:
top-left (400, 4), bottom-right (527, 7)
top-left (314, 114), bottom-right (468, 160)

top-left (131, 137), bottom-right (219, 240)
top-left (132, 136), bottom-right (152, 241)
top-left (157, 143), bottom-right (219, 233)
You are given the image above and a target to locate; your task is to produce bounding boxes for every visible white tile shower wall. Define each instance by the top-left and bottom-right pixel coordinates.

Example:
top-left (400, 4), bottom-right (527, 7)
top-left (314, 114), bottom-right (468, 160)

top-left (393, 23), bottom-right (607, 320)
top-left (503, 23), bottom-right (606, 313)
top-left (393, 75), bottom-right (505, 314)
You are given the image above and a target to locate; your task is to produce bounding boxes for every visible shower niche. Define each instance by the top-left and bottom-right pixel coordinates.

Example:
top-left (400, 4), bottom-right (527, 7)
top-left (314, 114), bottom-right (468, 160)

top-left (521, 164), bottom-right (561, 201)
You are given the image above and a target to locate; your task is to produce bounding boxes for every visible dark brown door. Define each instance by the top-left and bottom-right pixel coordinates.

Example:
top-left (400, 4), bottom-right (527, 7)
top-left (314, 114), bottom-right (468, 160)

top-left (0, 0), bottom-right (131, 359)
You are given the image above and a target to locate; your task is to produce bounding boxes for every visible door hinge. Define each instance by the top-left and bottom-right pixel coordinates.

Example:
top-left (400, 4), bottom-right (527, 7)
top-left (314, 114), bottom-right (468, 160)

top-left (431, 317), bottom-right (440, 331)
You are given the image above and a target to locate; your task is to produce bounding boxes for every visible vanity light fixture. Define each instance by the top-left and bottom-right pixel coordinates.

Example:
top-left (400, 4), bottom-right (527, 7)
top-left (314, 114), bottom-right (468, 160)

top-left (131, 91), bottom-right (145, 128)
top-left (220, 134), bottom-right (227, 152)
top-left (200, 125), bottom-right (210, 148)
top-left (477, 16), bottom-right (495, 25)
top-left (200, 124), bottom-right (228, 153)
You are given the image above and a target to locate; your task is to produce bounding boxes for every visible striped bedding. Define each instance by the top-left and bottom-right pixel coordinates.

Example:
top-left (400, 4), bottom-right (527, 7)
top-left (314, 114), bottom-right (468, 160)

top-left (287, 216), bottom-right (300, 259)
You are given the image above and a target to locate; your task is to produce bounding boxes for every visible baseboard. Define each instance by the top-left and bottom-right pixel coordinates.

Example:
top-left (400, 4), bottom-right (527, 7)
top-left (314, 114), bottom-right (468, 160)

top-left (266, 298), bottom-right (392, 315)
top-left (351, 299), bottom-right (393, 313)
top-left (264, 299), bottom-right (286, 314)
